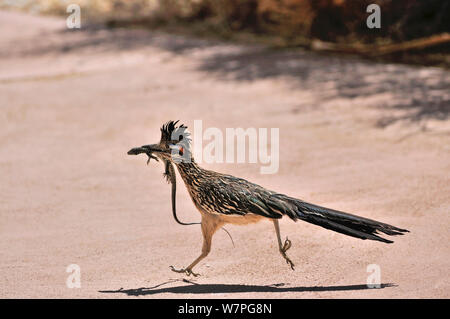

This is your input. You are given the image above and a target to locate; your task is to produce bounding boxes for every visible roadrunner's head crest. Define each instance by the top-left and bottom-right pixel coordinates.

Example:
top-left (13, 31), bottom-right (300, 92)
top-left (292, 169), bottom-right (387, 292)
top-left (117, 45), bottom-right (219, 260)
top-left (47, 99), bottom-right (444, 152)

top-left (160, 120), bottom-right (190, 145)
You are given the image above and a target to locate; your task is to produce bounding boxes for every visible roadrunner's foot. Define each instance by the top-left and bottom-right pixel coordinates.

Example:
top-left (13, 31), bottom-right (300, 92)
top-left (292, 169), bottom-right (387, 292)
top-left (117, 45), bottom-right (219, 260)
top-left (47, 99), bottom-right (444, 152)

top-left (169, 266), bottom-right (200, 277)
top-left (280, 237), bottom-right (295, 270)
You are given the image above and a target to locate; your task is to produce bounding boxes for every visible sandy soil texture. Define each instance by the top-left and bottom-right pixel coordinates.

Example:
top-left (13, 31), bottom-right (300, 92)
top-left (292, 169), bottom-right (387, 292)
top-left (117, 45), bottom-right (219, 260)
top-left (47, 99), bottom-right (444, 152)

top-left (0, 10), bottom-right (449, 299)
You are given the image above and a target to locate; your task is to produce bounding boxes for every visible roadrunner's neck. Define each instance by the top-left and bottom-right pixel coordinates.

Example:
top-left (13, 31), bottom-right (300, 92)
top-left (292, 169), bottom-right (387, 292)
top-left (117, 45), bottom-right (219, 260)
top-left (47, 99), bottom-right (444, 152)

top-left (174, 158), bottom-right (204, 186)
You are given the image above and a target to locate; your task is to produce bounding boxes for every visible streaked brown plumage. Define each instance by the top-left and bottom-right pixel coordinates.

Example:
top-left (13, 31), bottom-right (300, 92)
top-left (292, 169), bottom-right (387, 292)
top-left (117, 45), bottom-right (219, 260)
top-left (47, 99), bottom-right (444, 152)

top-left (128, 120), bottom-right (409, 276)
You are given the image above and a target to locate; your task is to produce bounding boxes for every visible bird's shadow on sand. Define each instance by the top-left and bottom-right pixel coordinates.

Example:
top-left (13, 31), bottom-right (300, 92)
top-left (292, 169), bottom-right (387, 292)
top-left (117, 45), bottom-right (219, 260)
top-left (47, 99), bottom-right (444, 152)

top-left (99, 279), bottom-right (396, 297)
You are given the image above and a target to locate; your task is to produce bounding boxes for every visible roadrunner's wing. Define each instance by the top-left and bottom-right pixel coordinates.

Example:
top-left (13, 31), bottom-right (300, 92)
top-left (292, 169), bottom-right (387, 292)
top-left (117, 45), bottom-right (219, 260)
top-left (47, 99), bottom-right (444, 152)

top-left (200, 175), bottom-right (283, 219)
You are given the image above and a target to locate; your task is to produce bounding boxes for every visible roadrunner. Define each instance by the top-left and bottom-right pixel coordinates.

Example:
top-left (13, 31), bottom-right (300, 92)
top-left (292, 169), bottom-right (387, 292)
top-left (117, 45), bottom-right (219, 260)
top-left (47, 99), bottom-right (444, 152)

top-left (128, 120), bottom-right (408, 276)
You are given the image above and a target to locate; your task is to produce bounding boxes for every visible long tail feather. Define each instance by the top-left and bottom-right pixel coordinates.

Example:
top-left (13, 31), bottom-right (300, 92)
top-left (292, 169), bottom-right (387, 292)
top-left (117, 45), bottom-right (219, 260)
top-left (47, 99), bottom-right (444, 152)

top-left (268, 194), bottom-right (409, 243)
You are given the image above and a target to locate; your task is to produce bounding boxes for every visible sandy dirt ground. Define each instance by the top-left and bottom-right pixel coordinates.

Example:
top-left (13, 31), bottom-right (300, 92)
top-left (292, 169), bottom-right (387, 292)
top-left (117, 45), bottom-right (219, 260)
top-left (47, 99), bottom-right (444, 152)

top-left (0, 10), bottom-right (449, 299)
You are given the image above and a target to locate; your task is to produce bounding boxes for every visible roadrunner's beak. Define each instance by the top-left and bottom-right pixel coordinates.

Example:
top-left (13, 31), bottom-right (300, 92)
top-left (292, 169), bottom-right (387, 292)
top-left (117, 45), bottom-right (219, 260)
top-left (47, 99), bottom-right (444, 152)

top-left (127, 144), bottom-right (165, 165)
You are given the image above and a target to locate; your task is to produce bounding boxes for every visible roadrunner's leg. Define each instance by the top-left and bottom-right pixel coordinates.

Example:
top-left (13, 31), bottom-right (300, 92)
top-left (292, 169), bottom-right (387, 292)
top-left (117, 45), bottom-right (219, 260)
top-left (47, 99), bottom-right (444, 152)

top-left (170, 215), bottom-right (222, 277)
top-left (273, 219), bottom-right (295, 270)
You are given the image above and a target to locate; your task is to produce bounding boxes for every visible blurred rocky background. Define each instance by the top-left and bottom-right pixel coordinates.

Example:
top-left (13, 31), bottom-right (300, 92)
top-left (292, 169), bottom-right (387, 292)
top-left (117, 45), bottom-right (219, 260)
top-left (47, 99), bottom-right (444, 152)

top-left (1, 0), bottom-right (449, 67)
